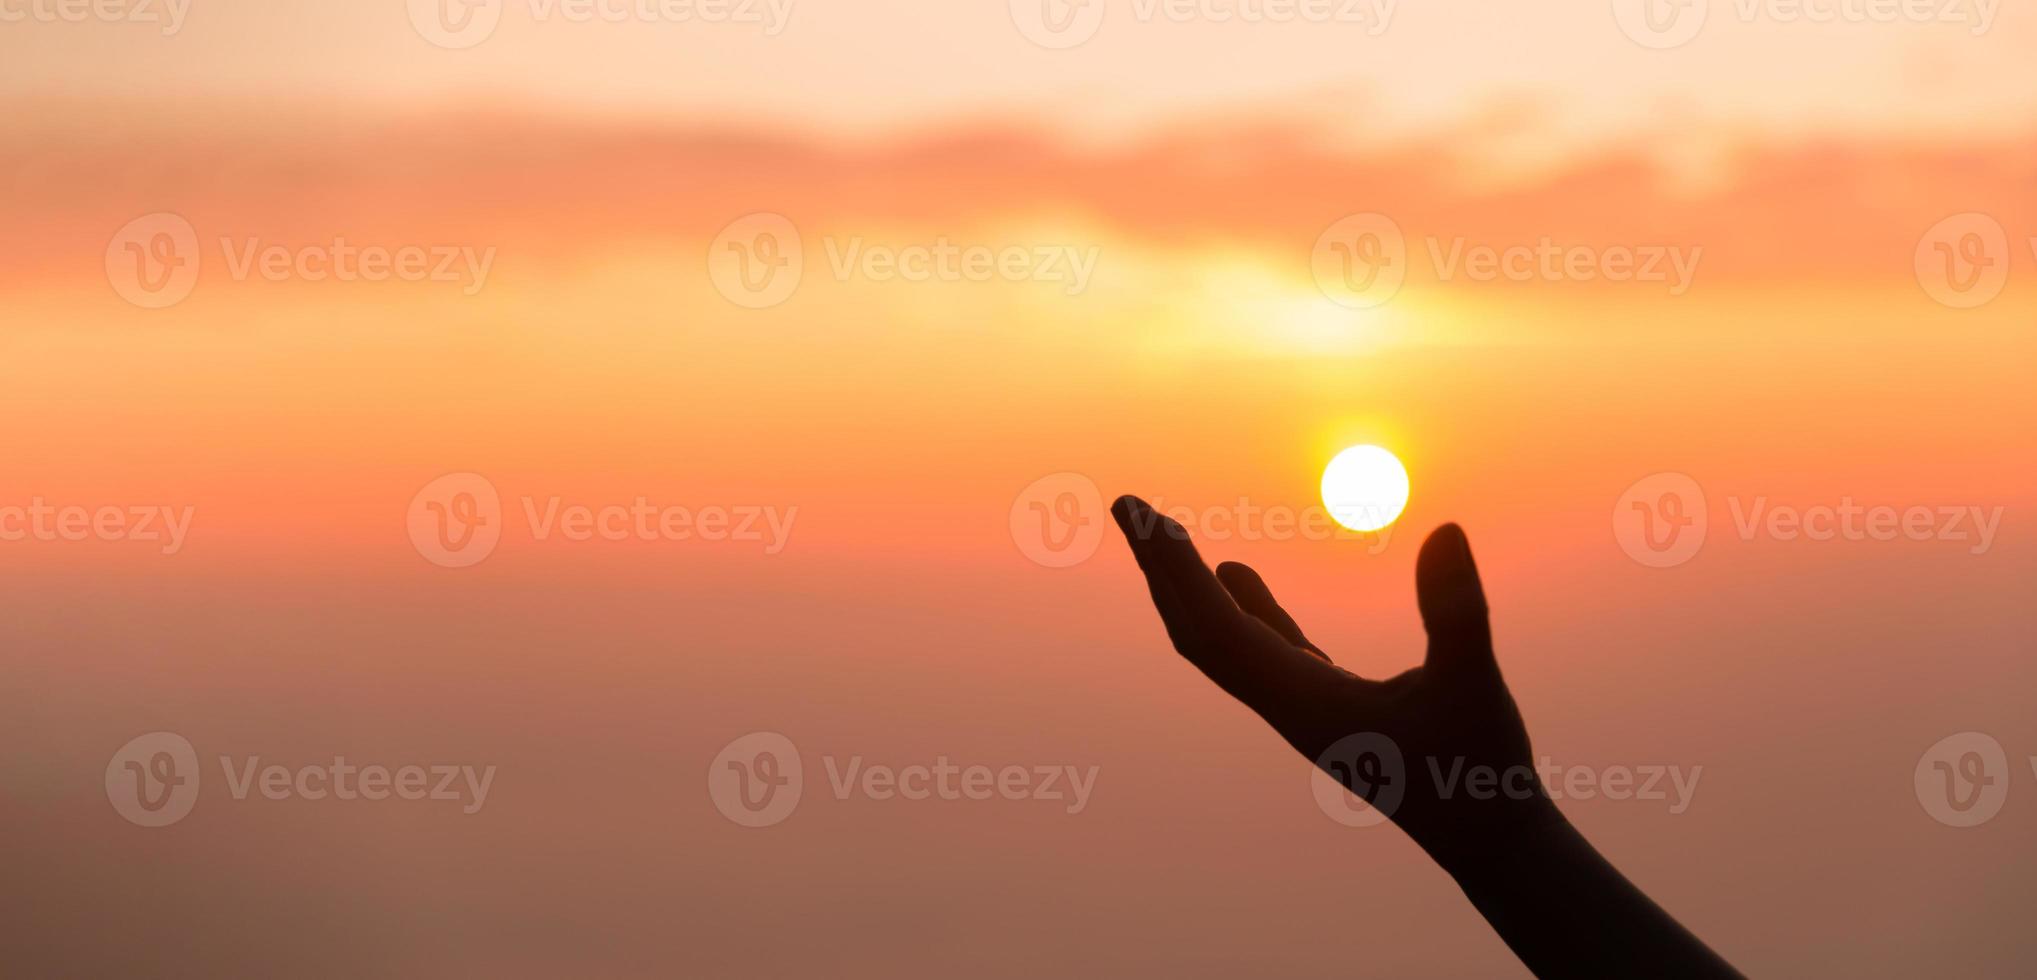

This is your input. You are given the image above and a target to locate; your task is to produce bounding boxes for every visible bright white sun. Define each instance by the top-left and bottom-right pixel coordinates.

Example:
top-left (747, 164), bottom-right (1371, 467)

top-left (1321, 445), bottom-right (1410, 533)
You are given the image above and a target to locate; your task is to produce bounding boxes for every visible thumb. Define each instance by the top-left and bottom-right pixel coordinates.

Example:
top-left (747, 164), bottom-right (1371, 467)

top-left (1416, 523), bottom-right (1494, 672)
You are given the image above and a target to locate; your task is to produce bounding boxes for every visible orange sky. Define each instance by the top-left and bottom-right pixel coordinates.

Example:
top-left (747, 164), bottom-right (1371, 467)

top-left (4, 4), bottom-right (2036, 977)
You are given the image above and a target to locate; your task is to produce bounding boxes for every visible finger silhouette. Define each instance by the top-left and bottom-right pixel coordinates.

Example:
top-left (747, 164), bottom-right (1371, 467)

top-left (1112, 496), bottom-right (1239, 634)
top-left (1115, 496), bottom-right (1343, 719)
top-left (1215, 561), bottom-right (1331, 663)
top-left (1122, 534), bottom-right (1198, 657)
top-left (1415, 523), bottom-right (1495, 673)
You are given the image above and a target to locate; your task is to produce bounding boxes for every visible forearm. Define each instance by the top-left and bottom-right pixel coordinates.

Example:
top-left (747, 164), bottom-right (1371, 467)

top-left (1430, 802), bottom-right (1742, 979)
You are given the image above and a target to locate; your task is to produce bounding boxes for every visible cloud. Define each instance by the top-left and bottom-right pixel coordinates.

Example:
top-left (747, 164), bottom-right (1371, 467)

top-left (4, 99), bottom-right (2031, 286)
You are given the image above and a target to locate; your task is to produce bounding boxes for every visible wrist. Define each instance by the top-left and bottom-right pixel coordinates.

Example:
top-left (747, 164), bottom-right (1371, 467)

top-left (1415, 793), bottom-right (1574, 886)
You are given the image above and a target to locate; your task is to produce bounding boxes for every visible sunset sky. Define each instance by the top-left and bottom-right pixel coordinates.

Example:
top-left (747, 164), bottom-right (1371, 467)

top-left (4, 2), bottom-right (2035, 976)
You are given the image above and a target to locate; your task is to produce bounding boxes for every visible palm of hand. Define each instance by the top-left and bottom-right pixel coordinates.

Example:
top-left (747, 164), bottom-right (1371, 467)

top-left (1113, 495), bottom-right (1551, 856)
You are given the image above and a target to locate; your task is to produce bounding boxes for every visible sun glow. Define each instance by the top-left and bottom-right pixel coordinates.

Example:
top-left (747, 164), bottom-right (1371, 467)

top-left (1321, 445), bottom-right (1410, 533)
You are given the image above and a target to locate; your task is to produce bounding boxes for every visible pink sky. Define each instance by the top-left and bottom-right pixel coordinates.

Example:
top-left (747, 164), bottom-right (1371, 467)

top-left (4, 3), bottom-right (2035, 976)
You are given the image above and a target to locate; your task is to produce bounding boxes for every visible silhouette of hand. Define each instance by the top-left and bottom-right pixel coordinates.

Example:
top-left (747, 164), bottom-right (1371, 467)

top-left (1113, 493), bottom-right (1743, 976)
top-left (1111, 494), bottom-right (1556, 860)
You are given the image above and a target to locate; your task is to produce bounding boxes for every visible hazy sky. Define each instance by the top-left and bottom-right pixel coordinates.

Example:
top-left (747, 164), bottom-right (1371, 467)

top-left (4, 2), bottom-right (2034, 977)
top-left (8, 0), bottom-right (2035, 145)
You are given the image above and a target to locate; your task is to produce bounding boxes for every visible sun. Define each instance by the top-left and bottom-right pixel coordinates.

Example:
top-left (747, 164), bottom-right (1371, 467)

top-left (1321, 445), bottom-right (1410, 533)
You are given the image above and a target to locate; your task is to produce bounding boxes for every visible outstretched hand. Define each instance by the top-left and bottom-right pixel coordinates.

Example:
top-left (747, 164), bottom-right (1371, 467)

top-left (1111, 494), bottom-right (1552, 858)
top-left (1112, 493), bottom-right (1743, 978)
